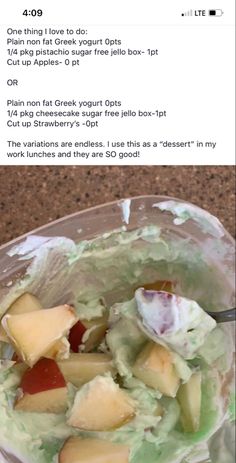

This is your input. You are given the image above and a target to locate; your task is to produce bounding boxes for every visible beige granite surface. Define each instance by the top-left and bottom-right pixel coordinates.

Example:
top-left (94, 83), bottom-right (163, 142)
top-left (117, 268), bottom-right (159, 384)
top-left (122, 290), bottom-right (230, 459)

top-left (0, 166), bottom-right (235, 246)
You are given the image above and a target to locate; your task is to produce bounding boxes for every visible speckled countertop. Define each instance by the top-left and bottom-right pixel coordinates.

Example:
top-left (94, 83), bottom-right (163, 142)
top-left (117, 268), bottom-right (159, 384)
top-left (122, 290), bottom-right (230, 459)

top-left (0, 166), bottom-right (235, 246)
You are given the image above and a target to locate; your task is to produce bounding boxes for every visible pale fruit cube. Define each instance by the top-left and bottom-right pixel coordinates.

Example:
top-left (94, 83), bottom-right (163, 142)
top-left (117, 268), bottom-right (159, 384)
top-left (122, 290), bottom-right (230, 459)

top-left (67, 376), bottom-right (135, 431)
top-left (82, 314), bottom-right (108, 352)
top-left (15, 387), bottom-right (67, 414)
top-left (58, 353), bottom-right (116, 388)
top-left (132, 342), bottom-right (180, 397)
top-left (177, 372), bottom-right (202, 432)
top-left (45, 337), bottom-right (70, 361)
top-left (0, 293), bottom-right (42, 343)
top-left (59, 437), bottom-right (130, 463)
top-left (2, 304), bottom-right (76, 367)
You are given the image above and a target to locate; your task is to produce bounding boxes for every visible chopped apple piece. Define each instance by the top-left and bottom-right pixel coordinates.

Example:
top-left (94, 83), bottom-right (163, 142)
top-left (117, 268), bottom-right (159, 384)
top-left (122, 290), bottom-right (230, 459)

top-left (177, 372), bottom-right (202, 432)
top-left (20, 358), bottom-right (66, 393)
top-left (15, 388), bottom-right (68, 413)
top-left (82, 314), bottom-right (108, 352)
top-left (69, 320), bottom-right (87, 352)
top-left (14, 358), bottom-right (67, 413)
top-left (59, 437), bottom-right (130, 463)
top-left (67, 375), bottom-right (135, 431)
top-left (0, 292), bottom-right (42, 343)
top-left (58, 353), bottom-right (116, 388)
top-left (2, 304), bottom-right (76, 367)
top-left (69, 314), bottom-right (108, 353)
top-left (45, 337), bottom-right (70, 360)
top-left (132, 342), bottom-right (180, 397)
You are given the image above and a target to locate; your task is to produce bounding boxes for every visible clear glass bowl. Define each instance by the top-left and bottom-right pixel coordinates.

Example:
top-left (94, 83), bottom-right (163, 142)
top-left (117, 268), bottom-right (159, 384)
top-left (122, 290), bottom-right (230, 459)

top-left (0, 195), bottom-right (235, 463)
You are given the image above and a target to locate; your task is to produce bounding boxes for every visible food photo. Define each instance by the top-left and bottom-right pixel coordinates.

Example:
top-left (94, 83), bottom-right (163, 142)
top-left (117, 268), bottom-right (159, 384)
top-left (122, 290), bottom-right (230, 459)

top-left (0, 166), bottom-right (235, 463)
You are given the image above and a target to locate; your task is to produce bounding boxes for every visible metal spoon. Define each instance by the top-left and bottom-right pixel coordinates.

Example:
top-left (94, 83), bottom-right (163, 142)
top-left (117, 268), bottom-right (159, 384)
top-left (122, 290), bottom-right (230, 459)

top-left (206, 307), bottom-right (236, 323)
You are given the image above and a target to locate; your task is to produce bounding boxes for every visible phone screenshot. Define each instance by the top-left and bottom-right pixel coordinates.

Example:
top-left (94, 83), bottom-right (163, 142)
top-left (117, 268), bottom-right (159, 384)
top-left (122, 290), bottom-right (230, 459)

top-left (0, 2), bottom-right (235, 463)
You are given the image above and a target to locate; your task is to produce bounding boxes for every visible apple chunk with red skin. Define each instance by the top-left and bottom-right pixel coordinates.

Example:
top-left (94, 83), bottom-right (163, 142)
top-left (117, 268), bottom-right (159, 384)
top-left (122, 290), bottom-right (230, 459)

top-left (15, 358), bottom-right (68, 413)
top-left (69, 321), bottom-right (87, 352)
top-left (69, 313), bottom-right (108, 353)
top-left (2, 304), bottom-right (77, 367)
top-left (59, 437), bottom-right (130, 463)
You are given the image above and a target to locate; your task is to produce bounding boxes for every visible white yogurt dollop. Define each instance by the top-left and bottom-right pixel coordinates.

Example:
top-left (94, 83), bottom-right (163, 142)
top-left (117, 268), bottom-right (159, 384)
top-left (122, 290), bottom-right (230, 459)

top-left (135, 289), bottom-right (216, 359)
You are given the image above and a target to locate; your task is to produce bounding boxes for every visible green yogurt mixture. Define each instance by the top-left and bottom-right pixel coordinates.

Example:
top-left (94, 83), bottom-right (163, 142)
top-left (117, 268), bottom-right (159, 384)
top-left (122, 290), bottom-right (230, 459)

top-left (0, 219), bottom-right (235, 463)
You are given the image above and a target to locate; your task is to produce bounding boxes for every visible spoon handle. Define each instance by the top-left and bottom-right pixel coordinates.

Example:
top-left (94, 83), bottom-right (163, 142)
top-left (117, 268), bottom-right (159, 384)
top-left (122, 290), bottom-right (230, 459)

top-left (207, 308), bottom-right (236, 323)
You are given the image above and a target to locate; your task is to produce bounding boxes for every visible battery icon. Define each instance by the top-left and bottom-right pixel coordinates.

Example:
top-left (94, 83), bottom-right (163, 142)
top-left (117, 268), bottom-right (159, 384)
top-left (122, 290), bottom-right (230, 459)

top-left (208, 9), bottom-right (224, 16)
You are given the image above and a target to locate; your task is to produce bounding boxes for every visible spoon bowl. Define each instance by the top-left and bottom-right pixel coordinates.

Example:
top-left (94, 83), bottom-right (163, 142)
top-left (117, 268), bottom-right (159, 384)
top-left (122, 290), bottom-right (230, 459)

top-left (206, 307), bottom-right (236, 323)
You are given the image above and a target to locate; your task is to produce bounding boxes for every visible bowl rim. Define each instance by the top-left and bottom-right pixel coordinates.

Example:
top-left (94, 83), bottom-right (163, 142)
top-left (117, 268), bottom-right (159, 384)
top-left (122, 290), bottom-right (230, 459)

top-left (0, 194), bottom-right (235, 252)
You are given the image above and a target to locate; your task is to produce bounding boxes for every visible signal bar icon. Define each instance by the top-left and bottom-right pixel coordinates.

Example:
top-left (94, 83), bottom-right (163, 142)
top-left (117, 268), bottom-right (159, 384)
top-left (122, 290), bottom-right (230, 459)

top-left (181, 10), bottom-right (193, 16)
